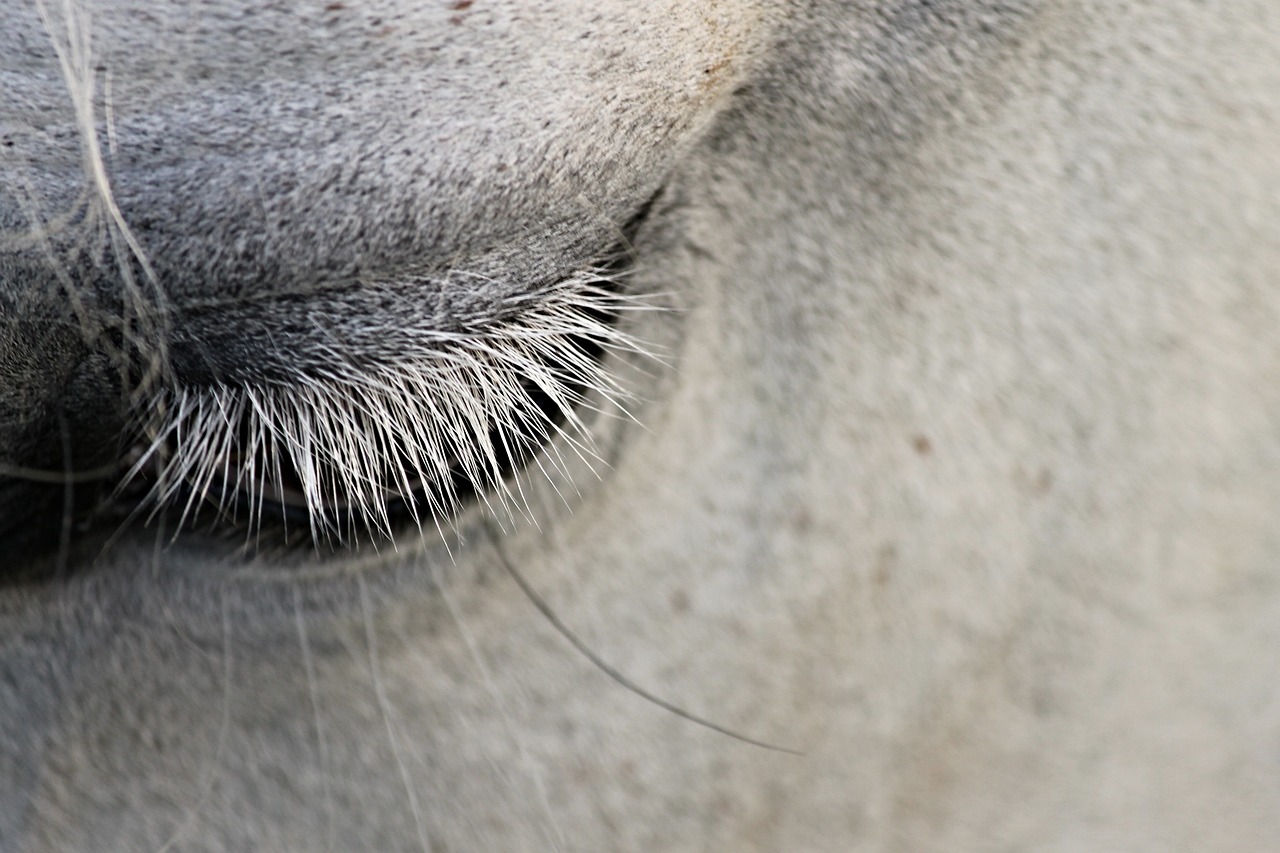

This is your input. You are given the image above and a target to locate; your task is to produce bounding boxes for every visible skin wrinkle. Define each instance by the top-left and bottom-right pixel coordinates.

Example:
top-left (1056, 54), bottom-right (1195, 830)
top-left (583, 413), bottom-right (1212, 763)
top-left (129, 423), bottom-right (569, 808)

top-left (4, 1), bottom-right (1280, 851)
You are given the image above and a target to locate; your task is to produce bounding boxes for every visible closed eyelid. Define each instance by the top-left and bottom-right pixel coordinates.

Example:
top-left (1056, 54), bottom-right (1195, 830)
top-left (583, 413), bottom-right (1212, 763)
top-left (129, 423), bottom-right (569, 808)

top-left (118, 252), bottom-right (657, 549)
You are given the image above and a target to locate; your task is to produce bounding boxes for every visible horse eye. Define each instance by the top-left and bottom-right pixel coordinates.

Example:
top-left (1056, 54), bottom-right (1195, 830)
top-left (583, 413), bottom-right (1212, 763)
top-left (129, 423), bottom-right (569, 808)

top-left (114, 258), bottom-right (650, 549)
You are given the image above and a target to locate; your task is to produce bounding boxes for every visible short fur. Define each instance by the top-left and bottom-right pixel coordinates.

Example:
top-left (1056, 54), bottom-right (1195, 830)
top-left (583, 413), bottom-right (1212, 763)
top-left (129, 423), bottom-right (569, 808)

top-left (3, 1), bottom-right (1280, 851)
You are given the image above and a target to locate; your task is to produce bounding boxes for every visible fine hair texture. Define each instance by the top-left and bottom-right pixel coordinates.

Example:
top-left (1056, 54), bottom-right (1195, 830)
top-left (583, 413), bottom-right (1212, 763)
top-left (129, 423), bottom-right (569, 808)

top-left (123, 269), bottom-right (647, 545)
top-left (5, 2), bottom-right (1280, 852)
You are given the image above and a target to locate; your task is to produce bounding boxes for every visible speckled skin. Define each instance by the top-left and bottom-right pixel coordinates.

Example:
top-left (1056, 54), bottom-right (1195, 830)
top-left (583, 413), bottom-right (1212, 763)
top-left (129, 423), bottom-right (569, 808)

top-left (3, 2), bottom-right (1280, 851)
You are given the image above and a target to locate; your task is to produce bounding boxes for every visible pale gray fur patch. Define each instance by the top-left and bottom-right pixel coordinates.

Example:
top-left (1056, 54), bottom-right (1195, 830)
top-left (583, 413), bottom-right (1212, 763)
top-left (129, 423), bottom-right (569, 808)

top-left (5, 1), bottom-right (1280, 851)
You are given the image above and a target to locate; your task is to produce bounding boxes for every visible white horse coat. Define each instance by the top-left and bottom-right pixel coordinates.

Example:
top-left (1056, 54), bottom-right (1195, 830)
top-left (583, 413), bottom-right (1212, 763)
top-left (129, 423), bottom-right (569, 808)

top-left (2, 2), bottom-right (1280, 850)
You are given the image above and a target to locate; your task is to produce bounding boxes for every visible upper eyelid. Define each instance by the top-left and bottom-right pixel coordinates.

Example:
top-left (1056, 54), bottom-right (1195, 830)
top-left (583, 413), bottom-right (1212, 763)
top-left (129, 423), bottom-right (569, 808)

top-left (120, 255), bottom-right (654, 547)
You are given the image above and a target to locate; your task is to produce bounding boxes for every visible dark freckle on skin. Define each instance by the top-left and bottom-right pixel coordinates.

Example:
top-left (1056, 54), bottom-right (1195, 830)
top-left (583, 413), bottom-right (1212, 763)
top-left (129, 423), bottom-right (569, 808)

top-left (912, 435), bottom-right (933, 456)
top-left (450, 0), bottom-right (475, 9)
top-left (669, 589), bottom-right (691, 614)
top-left (699, 58), bottom-right (732, 91)
top-left (323, 2), bottom-right (345, 11)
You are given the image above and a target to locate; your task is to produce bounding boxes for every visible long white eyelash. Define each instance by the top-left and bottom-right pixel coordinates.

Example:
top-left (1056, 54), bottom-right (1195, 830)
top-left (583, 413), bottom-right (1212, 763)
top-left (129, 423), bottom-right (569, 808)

top-left (118, 266), bottom-right (656, 546)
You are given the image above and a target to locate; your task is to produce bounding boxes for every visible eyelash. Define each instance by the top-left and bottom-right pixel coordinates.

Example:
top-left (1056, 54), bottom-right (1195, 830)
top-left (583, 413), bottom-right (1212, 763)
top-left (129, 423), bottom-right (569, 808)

top-left (116, 263), bottom-right (653, 549)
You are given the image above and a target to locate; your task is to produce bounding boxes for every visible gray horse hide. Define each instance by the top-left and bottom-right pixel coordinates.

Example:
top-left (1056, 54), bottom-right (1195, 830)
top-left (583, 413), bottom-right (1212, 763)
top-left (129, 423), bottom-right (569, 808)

top-left (3, 1), bottom-right (1280, 851)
